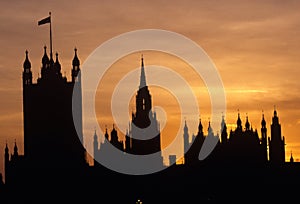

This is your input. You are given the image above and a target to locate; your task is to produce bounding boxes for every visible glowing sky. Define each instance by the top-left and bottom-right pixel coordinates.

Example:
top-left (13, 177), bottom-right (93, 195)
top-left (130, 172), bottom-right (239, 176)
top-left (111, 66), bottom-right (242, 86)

top-left (1, 0), bottom-right (300, 175)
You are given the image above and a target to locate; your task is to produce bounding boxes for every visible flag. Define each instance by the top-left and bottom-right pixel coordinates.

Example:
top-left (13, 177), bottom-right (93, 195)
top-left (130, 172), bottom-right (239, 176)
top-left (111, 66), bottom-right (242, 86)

top-left (38, 16), bottom-right (51, 26)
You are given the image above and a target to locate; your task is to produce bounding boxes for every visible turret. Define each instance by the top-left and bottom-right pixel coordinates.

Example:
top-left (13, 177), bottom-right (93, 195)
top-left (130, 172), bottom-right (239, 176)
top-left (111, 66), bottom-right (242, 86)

top-left (72, 47), bottom-right (80, 82)
top-left (104, 126), bottom-right (109, 140)
top-left (23, 50), bottom-right (32, 86)
top-left (93, 130), bottom-right (99, 152)
top-left (183, 120), bottom-right (190, 154)
top-left (54, 52), bottom-right (62, 75)
top-left (245, 115), bottom-right (250, 131)
top-left (110, 124), bottom-right (118, 144)
top-left (42, 45), bottom-right (49, 67)
top-left (290, 151), bottom-right (294, 163)
top-left (221, 115), bottom-right (228, 143)
top-left (237, 112), bottom-right (242, 130)
top-left (13, 140), bottom-right (18, 157)
top-left (4, 142), bottom-right (9, 183)
top-left (4, 142), bottom-right (9, 164)
top-left (261, 112), bottom-right (268, 162)
top-left (198, 118), bottom-right (203, 135)
top-left (269, 107), bottom-right (285, 165)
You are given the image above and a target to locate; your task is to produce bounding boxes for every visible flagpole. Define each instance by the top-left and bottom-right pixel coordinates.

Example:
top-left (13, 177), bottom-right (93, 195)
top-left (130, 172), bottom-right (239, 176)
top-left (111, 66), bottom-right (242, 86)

top-left (49, 12), bottom-right (53, 59)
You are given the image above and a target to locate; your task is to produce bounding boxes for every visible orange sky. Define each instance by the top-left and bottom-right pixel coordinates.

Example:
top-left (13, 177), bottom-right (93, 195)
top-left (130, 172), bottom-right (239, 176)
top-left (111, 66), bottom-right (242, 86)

top-left (1, 0), bottom-right (300, 175)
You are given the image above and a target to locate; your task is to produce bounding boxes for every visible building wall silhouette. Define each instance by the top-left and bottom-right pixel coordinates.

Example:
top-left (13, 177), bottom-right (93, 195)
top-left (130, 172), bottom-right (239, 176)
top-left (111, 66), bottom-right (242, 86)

top-left (93, 56), bottom-right (163, 167)
top-left (183, 110), bottom-right (285, 166)
top-left (5, 47), bottom-right (87, 184)
top-left (1, 47), bottom-right (296, 203)
top-left (125, 56), bottom-right (162, 157)
top-left (269, 109), bottom-right (285, 165)
top-left (5, 48), bottom-right (287, 179)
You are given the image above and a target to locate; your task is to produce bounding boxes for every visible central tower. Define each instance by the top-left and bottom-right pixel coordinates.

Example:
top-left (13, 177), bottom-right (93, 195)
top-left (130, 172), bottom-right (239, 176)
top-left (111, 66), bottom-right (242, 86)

top-left (134, 55), bottom-right (152, 128)
top-left (125, 56), bottom-right (162, 163)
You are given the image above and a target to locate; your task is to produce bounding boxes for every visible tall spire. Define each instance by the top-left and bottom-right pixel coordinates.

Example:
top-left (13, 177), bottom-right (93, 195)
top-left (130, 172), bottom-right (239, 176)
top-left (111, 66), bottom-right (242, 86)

top-left (139, 54), bottom-right (147, 89)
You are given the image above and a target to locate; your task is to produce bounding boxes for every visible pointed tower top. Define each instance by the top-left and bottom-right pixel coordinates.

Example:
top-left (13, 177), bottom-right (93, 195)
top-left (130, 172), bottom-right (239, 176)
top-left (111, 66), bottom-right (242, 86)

top-left (261, 112), bottom-right (266, 127)
top-left (221, 113), bottom-right (225, 124)
top-left (198, 117), bottom-right (203, 132)
top-left (93, 129), bottom-right (98, 140)
top-left (14, 139), bottom-right (18, 155)
top-left (274, 105), bottom-right (277, 117)
top-left (290, 150), bottom-right (294, 163)
top-left (237, 110), bottom-right (242, 128)
top-left (54, 52), bottom-right (61, 72)
top-left (139, 54), bottom-right (147, 89)
top-left (208, 120), bottom-right (211, 130)
top-left (42, 45), bottom-right (49, 66)
top-left (5, 141), bottom-right (8, 152)
top-left (104, 126), bottom-right (109, 140)
top-left (184, 119), bottom-right (189, 135)
top-left (55, 52), bottom-right (60, 64)
top-left (245, 115), bottom-right (250, 130)
top-left (23, 50), bottom-right (31, 70)
top-left (72, 47), bottom-right (80, 67)
top-left (221, 113), bottom-right (226, 130)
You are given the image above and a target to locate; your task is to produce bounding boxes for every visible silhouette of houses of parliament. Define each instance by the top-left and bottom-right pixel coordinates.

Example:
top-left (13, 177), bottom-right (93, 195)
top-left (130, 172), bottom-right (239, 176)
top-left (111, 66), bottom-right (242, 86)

top-left (3, 47), bottom-right (289, 174)
top-left (93, 56), bottom-right (163, 167)
top-left (183, 110), bottom-right (285, 167)
top-left (4, 47), bottom-right (88, 185)
top-left (92, 55), bottom-right (286, 169)
top-left (2, 43), bottom-right (299, 203)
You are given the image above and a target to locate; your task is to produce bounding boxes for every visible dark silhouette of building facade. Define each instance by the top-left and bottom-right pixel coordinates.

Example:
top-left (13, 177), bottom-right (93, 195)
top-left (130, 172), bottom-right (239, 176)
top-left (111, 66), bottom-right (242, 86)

top-left (184, 110), bottom-right (285, 166)
top-left (269, 109), bottom-right (285, 165)
top-left (125, 56), bottom-right (162, 157)
top-left (93, 56), bottom-right (163, 167)
top-left (1, 38), bottom-right (298, 203)
top-left (184, 119), bottom-right (205, 165)
top-left (93, 125), bottom-right (124, 166)
top-left (4, 47), bottom-right (87, 185)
